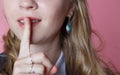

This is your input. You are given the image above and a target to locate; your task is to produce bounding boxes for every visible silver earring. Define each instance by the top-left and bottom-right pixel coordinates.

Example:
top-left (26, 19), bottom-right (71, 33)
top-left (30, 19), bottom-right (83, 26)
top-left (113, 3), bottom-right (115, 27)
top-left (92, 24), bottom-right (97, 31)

top-left (66, 18), bottom-right (72, 32)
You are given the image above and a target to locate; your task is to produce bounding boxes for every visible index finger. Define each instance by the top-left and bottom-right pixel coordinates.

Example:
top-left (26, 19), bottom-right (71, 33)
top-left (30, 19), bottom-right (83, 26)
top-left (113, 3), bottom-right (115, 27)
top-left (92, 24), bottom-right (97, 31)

top-left (18, 18), bottom-right (31, 59)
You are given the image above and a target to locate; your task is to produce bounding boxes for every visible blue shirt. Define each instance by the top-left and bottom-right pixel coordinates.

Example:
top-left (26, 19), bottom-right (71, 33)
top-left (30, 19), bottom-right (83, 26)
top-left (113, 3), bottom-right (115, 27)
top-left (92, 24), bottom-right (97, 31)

top-left (53, 52), bottom-right (66, 75)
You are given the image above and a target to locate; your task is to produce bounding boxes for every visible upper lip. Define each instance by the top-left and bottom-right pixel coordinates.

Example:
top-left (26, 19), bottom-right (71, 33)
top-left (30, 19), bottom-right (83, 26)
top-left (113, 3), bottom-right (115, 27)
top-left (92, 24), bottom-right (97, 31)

top-left (17, 16), bottom-right (42, 23)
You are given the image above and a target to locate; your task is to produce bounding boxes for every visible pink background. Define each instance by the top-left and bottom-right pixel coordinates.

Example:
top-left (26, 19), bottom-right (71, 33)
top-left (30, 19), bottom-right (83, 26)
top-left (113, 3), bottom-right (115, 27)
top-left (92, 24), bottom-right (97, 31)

top-left (0, 0), bottom-right (9, 53)
top-left (87, 0), bottom-right (120, 71)
top-left (0, 0), bottom-right (120, 71)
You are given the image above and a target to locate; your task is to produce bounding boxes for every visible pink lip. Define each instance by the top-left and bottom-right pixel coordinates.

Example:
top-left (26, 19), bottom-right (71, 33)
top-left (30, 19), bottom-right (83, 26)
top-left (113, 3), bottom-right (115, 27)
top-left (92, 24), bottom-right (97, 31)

top-left (17, 16), bottom-right (41, 27)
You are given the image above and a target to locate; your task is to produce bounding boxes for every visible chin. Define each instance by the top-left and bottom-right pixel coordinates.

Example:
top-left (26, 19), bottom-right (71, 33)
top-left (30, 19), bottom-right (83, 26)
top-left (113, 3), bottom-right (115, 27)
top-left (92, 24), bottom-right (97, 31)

top-left (31, 40), bottom-right (39, 44)
top-left (30, 38), bottom-right (42, 44)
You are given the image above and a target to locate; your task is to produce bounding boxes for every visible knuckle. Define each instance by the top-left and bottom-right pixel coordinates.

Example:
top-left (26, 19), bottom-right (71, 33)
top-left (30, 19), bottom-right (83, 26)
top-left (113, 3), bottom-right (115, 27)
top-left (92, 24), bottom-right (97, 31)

top-left (39, 52), bottom-right (45, 58)
top-left (13, 65), bottom-right (20, 74)
top-left (14, 60), bottom-right (19, 66)
top-left (38, 65), bottom-right (45, 73)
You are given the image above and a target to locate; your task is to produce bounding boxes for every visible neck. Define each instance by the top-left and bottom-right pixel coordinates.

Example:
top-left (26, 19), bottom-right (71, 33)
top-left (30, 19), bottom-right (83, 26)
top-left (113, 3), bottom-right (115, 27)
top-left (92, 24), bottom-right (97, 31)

top-left (29, 35), bottom-right (61, 65)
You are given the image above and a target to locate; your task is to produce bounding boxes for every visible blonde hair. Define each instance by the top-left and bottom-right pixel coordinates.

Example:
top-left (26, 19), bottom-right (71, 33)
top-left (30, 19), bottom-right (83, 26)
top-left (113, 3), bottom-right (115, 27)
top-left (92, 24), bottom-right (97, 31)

top-left (0, 30), bottom-right (20, 75)
top-left (0, 0), bottom-right (118, 75)
top-left (61, 0), bottom-right (113, 74)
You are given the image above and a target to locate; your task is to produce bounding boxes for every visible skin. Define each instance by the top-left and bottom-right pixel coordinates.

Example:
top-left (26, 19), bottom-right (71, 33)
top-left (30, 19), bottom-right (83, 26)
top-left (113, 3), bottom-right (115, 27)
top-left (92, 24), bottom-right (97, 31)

top-left (13, 18), bottom-right (56, 75)
top-left (3, 0), bottom-right (73, 74)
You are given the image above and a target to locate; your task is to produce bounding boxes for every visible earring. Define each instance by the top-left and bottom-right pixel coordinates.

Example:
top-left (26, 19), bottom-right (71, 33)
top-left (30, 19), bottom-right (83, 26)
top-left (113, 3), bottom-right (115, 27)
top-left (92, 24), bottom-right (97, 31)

top-left (66, 18), bottom-right (72, 32)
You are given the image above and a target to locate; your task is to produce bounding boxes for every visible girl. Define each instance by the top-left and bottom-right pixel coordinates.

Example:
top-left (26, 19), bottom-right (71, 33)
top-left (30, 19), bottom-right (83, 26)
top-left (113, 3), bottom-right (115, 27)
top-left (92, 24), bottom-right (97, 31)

top-left (0, 0), bottom-right (119, 75)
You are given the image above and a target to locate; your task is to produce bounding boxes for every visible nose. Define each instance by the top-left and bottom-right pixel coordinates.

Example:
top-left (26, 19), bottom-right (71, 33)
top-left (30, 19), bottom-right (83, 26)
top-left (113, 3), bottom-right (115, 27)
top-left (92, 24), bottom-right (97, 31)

top-left (19, 0), bottom-right (38, 10)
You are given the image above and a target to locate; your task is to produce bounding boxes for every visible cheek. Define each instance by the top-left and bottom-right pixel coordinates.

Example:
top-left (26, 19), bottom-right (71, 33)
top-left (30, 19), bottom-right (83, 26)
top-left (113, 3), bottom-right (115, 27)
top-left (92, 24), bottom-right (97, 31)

top-left (39, 0), bottom-right (69, 19)
top-left (5, 12), bottom-right (23, 40)
top-left (3, 0), bottom-right (15, 14)
top-left (3, 1), bottom-right (21, 38)
top-left (3, 1), bottom-right (18, 27)
top-left (37, 0), bottom-right (69, 38)
top-left (41, 0), bottom-right (69, 28)
top-left (8, 20), bottom-right (23, 40)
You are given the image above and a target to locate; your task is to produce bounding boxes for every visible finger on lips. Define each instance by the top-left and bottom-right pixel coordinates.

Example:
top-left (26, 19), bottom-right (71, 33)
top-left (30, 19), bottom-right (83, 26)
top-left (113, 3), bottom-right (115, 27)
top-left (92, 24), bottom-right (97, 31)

top-left (18, 17), bottom-right (31, 59)
top-left (15, 18), bottom-right (57, 75)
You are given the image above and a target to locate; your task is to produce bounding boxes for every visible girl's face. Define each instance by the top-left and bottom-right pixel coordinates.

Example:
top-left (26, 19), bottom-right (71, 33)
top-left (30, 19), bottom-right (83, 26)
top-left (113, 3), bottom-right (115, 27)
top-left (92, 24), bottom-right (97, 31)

top-left (3, 0), bottom-right (71, 44)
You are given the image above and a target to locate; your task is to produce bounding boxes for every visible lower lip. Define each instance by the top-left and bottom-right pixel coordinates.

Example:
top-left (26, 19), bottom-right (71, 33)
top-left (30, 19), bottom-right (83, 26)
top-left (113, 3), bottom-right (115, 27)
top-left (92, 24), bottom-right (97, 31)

top-left (18, 22), bottom-right (40, 28)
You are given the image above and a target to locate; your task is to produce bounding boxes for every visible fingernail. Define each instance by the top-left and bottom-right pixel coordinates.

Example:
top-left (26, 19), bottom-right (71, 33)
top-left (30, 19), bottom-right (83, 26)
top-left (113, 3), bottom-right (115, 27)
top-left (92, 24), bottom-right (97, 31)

top-left (50, 66), bottom-right (57, 74)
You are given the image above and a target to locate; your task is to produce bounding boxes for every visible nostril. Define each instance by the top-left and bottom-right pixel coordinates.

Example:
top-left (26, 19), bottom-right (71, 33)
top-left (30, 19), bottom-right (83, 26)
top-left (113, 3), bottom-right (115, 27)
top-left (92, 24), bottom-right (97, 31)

top-left (27, 6), bottom-right (34, 9)
top-left (19, 1), bottom-right (38, 10)
top-left (20, 5), bottom-right (35, 10)
top-left (29, 6), bottom-right (34, 9)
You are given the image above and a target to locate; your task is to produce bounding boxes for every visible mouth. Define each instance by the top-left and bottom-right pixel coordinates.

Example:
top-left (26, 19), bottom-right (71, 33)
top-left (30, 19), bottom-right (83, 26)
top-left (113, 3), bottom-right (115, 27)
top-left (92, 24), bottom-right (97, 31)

top-left (17, 17), bottom-right (41, 27)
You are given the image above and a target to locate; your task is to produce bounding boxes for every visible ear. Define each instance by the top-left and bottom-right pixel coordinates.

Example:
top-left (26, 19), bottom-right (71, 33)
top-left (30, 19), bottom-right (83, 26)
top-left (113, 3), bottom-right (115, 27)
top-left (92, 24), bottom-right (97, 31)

top-left (67, 2), bottom-right (75, 18)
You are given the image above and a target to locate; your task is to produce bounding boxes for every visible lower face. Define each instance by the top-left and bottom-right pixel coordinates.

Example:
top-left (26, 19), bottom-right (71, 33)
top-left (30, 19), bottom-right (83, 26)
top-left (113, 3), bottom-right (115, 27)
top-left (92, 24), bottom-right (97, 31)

top-left (3, 0), bottom-right (71, 44)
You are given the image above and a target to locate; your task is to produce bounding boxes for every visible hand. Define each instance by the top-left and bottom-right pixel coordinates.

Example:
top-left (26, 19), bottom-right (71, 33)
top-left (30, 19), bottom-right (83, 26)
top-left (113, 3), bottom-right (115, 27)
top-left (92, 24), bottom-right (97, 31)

top-left (13, 18), bottom-right (57, 75)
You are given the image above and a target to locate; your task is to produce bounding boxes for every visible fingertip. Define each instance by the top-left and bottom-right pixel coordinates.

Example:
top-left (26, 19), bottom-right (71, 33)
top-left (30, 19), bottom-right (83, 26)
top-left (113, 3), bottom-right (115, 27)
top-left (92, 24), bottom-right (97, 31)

top-left (50, 66), bottom-right (57, 74)
top-left (24, 17), bottom-right (30, 25)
